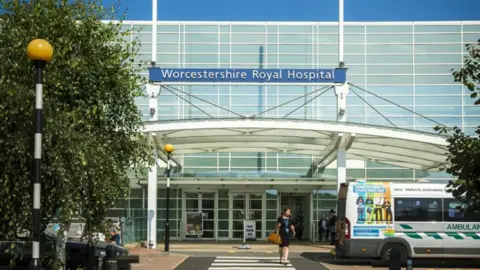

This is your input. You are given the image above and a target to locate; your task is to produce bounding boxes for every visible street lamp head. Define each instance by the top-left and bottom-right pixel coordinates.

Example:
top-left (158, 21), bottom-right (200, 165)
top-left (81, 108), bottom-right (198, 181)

top-left (27, 39), bottom-right (53, 62)
top-left (164, 144), bottom-right (174, 154)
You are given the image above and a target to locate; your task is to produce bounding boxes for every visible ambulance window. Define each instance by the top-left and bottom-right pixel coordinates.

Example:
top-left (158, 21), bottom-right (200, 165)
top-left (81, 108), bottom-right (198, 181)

top-left (443, 198), bottom-right (480, 222)
top-left (394, 197), bottom-right (442, 222)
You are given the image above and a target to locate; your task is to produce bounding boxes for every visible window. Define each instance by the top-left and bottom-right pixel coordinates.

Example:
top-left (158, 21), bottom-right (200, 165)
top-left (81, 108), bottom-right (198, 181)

top-left (394, 197), bottom-right (442, 222)
top-left (443, 198), bottom-right (480, 222)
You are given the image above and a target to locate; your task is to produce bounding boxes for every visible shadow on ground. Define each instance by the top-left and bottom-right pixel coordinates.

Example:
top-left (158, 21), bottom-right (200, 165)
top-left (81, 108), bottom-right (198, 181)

top-left (300, 252), bottom-right (480, 268)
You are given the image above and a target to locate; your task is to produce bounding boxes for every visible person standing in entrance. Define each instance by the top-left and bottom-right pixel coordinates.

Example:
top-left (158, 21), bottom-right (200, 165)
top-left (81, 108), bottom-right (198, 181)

top-left (277, 208), bottom-right (295, 265)
top-left (328, 209), bottom-right (337, 245)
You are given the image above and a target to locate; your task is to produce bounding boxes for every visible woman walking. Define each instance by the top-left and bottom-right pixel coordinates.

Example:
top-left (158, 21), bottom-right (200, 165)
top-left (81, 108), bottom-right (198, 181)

top-left (277, 208), bottom-right (295, 265)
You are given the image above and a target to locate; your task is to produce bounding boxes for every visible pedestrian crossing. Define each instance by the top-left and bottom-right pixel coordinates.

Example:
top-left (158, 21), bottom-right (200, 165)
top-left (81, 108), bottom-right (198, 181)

top-left (208, 256), bottom-right (295, 270)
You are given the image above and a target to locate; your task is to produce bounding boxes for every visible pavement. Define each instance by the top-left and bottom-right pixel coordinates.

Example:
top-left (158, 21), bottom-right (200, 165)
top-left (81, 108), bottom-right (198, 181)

top-left (125, 242), bottom-right (480, 270)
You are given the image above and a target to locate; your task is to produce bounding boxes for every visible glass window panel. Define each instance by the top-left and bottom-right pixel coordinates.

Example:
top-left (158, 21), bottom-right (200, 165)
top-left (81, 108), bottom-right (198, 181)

top-left (367, 55), bottom-right (413, 64)
top-left (266, 45), bottom-right (278, 54)
top-left (416, 96), bottom-right (462, 105)
top-left (231, 25), bottom-right (266, 32)
top-left (349, 75), bottom-right (365, 85)
top-left (463, 25), bottom-right (480, 32)
top-left (464, 96), bottom-right (479, 106)
top-left (231, 34), bottom-right (265, 43)
top-left (139, 42), bottom-right (152, 53)
top-left (415, 25), bottom-right (461, 32)
top-left (184, 157), bottom-right (217, 167)
top-left (443, 198), bottom-right (480, 222)
top-left (415, 117), bottom-right (461, 127)
top-left (346, 106), bottom-right (365, 117)
top-left (365, 86), bottom-right (413, 95)
top-left (345, 34), bottom-right (365, 43)
top-left (366, 117), bottom-right (413, 127)
top-left (156, 25), bottom-right (177, 32)
top-left (250, 200), bottom-right (262, 210)
top-left (463, 117), bottom-right (480, 126)
top-left (318, 44), bottom-right (339, 53)
top-left (278, 54), bottom-right (313, 64)
top-left (184, 33), bottom-right (217, 43)
top-left (346, 169), bottom-right (365, 178)
top-left (347, 65), bottom-right (365, 74)
top-left (279, 44), bottom-right (312, 54)
top-left (414, 106), bottom-right (462, 115)
top-left (231, 158), bottom-right (261, 167)
top-left (278, 25), bottom-right (312, 33)
top-left (395, 197), bottom-right (442, 222)
top-left (367, 26), bottom-right (412, 33)
top-left (464, 127), bottom-right (480, 136)
top-left (318, 34), bottom-right (338, 43)
top-left (346, 96), bottom-right (365, 106)
top-left (344, 44), bottom-right (364, 54)
top-left (367, 65), bottom-right (413, 74)
top-left (316, 200), bottom-right (338, 209)
top-left (415, 64), bottom-right (461, 74)
top-left (317, 26), bottom-right (338, 33)
top-left (157, 54), bottom-right (179, 63)
top-left (415, 34), bottom-right (461, 43)
top-left (218, 199), bottom-right (229, 209)
top-left (318, 55), bottom-right (339, 64)
top-left (134, 33), bottom-right (152, 43)
top-left (415, 54), bottom-right (461, 64)
top-left (367, 106), bottom-right (414, 116)
top-left (231, 54), bottom-right (262, 64)
top-left (344, 55), bottom-right (364, 64)
top-left (366, 96), bottom-right (413, 106)
top-left (185, 44), bottom-right (218, 53)
top-left (345, 26), bottom-right (364, 33)
top-left (462, 33), bottom-right (480, 43)
top-left (219, 210), bottom-right (229, 219)
top-left (415, 85), bottom-right (462, 95)
top-left (231, 44), bottom-right (265, 54)
top-left (266, 200), bottom-right (277, 209)
top-left (415, 44), bottom-right (461, 54)
top-left (367, 34), bottom-right (413, 43)
top-left (278, 158), bottom-right (311, 167)
top-left (157, 33), bottom-right (178, 43)
top-left (185, 54), bottom-right (218, 63)
top-left (267, 210), bottom-right (277, 219)
top-left (185, 25), bottom-right (218, 32)
top-left (415, 75), bottom-right (456, 84)
top-left (367, 44), bottom-right (413, 54)
top-left (367, 75), bottom-right (413, 85)
top-left (464, 106), bottom-right (480, 115)
top-left (367, 169), bottom-right (414, 178)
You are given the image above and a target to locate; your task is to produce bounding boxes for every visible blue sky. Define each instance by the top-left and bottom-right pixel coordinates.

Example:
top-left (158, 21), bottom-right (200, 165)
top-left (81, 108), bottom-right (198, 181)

top-left (106, 0), bottom-right (480, 21)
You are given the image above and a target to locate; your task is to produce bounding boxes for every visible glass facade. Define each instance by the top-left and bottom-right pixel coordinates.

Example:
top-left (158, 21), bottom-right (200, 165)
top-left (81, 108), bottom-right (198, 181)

top-left (112, 21), bottom-right (480, 242)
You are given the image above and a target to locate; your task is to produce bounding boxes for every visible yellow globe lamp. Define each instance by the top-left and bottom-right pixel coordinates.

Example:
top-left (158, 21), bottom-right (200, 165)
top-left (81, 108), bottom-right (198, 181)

top-left (27, 39), bottom-right (53, 62)
top-left (164, 144), bottom-right (174, 154)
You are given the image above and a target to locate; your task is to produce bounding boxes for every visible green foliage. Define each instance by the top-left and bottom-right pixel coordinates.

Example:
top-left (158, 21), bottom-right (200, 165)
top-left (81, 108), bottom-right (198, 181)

top-left (439, 38), bottom-right (480, 210)
top-left (452, 39), bottom-right (480, 105)
top-left (0, 0), bottom-right (151, 261)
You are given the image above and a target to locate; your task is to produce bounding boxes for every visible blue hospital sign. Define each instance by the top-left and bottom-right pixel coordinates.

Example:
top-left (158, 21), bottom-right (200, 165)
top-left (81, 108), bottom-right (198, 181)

top-left (148, 68), bottom-right (347, 83)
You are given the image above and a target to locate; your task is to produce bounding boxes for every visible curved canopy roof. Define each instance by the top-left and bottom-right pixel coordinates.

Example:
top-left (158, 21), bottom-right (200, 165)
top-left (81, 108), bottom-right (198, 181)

top-left (143, 118), bottom-right (449, 172)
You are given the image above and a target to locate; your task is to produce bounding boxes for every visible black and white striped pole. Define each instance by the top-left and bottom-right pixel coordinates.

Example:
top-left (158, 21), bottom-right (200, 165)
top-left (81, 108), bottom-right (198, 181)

top-left (27, 39), bottom-right (53, 270)
top-left (164, 144), bottom-right (174, 252)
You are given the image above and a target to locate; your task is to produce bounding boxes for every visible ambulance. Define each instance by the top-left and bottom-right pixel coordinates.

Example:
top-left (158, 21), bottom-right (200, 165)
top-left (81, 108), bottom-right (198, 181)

top-left (335, 181), bottom-right (480, 262)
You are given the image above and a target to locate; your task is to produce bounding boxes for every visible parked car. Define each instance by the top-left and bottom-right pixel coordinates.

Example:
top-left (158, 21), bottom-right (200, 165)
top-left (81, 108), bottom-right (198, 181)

top-left (0, 230), bottom-right (131, 270)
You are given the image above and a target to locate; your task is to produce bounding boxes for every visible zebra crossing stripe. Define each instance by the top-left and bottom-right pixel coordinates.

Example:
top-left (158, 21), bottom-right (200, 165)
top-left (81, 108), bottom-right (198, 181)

top-left (208, 256), bottom-right (295, 270)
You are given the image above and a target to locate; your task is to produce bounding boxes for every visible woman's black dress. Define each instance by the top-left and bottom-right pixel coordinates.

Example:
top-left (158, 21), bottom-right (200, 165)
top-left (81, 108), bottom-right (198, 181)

top-left (277, 216), bottom-right (292, 247)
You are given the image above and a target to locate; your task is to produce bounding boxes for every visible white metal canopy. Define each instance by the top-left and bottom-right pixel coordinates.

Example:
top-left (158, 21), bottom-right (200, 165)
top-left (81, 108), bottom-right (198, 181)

top-left (143, 118), bottom-right (449, 172)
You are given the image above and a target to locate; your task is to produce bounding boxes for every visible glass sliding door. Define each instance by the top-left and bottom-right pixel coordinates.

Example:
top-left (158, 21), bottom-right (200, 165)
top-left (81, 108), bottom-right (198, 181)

top-left (201, 193), bottom-right (215, 239)
top-left (231, 193), bottom-right (246, 239)
top-left (217, 189), bottom-right (229, 240)
top-left (265, 190), bottom-right (279, 238)
top-left (184, 192), bottom-right (200, 239)
top-left (248, 193), bottom-right (263, 239)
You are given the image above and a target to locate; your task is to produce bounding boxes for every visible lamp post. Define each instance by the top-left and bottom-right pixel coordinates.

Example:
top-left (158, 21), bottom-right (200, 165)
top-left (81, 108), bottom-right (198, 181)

top-left (164, 144), bottom-right (174, 252)
top-left (27, 39), bottom-right (53, 270)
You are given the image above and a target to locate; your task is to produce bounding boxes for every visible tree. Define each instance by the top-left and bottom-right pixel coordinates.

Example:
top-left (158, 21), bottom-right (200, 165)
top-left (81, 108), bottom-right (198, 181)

top-left (0, 0), bottom-right (151, 267)
top-left (437, 39), bottom-right (480, 210)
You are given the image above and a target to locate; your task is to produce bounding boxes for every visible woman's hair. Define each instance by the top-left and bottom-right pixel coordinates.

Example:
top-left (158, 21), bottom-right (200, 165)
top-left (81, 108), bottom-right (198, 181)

top-left (282, 208), bottom-right (292, 217)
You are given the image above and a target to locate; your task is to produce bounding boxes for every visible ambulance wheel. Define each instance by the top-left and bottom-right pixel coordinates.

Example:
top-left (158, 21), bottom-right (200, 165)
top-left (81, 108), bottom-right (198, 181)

top-left (381, 243), bottom-right (407, 263)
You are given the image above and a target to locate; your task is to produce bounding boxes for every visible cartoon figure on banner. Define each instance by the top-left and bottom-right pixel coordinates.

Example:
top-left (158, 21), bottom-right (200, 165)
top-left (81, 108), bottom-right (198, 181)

top-left (356, 196), bottom-right (366, 223)
top-left (383, 197), bottom-right (393, 222)
top-left (373, 196), bottom-right (384, 222)
top-left (365, 195), bottom-right (374, 223)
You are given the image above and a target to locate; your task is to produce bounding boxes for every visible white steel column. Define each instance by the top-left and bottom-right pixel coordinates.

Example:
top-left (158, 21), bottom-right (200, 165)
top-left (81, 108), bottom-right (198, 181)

top-left (147, 0), bottom-right (159, 247)
top-left (336, 0), bottom-right (347, 193)
top-left (338, 0), bottom-right (344, 64)
top-left (147, 151), bottom-right (158, 249)
top-left (335, 84), bottom-right (349, 192)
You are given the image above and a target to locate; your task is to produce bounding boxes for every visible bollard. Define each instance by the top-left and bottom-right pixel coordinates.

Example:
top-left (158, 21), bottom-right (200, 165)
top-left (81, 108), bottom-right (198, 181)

top-left (406, 259), bottom-right (413, 270)
top-left (103, 245), bottom-right (118, 270)
top-left (388, 248), bottom-right (401, 270)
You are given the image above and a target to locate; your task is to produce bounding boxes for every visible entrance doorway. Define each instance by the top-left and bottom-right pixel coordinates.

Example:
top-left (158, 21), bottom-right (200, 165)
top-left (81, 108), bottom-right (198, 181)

top-left (280, 193), bottom-right (311, 240)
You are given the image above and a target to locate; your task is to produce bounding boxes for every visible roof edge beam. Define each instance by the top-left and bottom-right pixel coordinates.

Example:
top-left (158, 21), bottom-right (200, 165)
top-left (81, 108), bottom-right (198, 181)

top-left (306, 133), bottom-right (343, 177)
